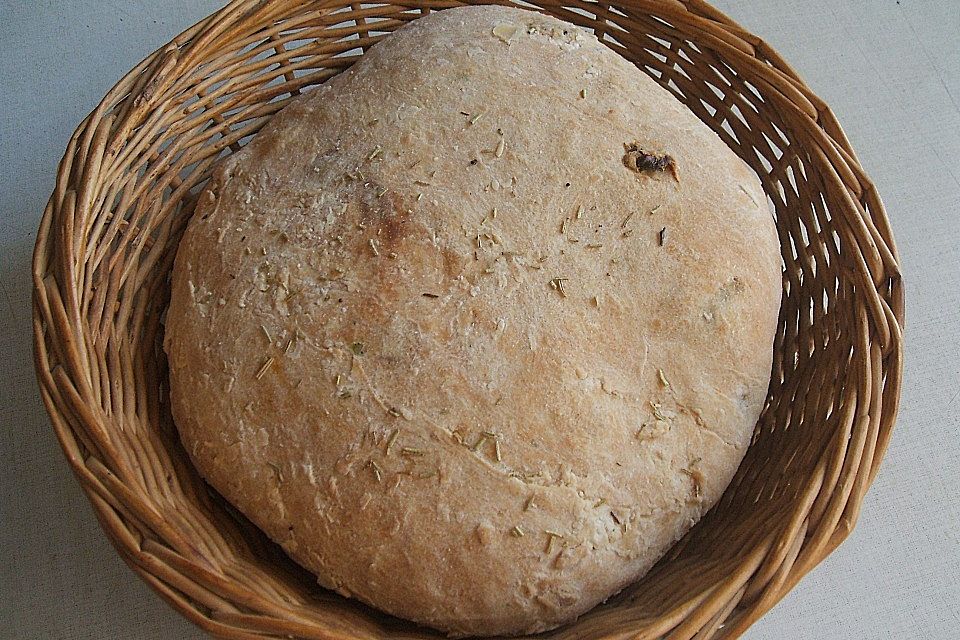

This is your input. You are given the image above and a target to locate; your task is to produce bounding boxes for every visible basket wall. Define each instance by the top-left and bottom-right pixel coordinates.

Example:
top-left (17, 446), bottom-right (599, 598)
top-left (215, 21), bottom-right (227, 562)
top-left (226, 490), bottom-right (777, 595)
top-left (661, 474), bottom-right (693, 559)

top-left (32, 1), bottom-right (904, 638)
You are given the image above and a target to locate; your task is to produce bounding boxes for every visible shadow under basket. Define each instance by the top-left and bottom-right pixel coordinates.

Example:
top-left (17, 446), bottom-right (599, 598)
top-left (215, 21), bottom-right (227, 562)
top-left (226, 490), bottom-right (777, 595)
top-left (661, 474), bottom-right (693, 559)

top-left (32, 1), bottom-right (904, 638)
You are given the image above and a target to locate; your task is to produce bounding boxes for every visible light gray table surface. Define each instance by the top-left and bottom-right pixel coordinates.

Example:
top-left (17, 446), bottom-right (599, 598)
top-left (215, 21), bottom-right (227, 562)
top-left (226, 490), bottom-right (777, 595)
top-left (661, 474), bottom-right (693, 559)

top-left (1, 1), bottom-right (957, 638)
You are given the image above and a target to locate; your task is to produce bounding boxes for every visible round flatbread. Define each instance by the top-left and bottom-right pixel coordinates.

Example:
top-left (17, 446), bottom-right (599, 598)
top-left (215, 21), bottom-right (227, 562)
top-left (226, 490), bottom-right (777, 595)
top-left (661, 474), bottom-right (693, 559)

top-left (165, 5), bottom-right (781, 635)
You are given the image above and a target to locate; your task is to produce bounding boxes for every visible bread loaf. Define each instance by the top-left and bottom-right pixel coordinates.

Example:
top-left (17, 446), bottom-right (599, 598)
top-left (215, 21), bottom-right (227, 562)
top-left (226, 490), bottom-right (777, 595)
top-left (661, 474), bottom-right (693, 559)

top-left (165, 5), bottom-right (781, 635)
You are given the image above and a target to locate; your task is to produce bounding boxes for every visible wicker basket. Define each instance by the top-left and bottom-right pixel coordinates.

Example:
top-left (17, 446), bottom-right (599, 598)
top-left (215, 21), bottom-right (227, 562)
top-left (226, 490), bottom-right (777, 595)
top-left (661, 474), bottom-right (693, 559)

top-left (32, 1), bottom-right (904, 638)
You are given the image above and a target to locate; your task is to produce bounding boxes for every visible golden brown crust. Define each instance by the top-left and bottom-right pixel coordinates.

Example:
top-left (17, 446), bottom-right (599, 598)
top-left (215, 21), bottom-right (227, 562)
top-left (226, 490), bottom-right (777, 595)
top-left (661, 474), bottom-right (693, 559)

top-left (164, 6), bottom-right (781, 636)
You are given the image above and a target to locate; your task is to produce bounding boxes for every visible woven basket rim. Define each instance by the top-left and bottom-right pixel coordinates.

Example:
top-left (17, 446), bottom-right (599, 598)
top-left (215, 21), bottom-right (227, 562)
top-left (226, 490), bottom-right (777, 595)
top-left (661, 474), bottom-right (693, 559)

top-left (32, 1), bottom-right (904, 639)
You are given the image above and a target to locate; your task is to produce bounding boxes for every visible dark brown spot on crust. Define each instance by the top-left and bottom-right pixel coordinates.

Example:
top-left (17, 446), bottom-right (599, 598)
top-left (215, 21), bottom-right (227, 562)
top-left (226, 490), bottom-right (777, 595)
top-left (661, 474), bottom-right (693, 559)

top-left (441, 246), bottom-right (468, 279)
top-left (355, 184), bottom-right (410, 252)
top-left (623, 143), bottom-right (679, 181)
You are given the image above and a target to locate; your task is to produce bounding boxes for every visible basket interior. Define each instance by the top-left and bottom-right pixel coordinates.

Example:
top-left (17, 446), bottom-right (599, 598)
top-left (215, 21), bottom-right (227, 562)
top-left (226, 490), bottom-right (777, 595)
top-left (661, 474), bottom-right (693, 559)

top-left (33, 1), bottom-right (903, 638)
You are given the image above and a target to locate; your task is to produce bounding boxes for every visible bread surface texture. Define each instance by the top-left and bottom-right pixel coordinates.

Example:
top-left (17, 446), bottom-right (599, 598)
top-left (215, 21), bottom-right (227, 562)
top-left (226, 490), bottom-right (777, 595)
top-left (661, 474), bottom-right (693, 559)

top-left (165, 5), bottom-right (781, 636)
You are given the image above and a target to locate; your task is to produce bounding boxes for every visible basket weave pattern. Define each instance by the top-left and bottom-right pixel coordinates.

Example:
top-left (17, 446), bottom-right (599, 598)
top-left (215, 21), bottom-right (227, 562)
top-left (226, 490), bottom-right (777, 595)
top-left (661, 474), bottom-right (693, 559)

top-left (33, 1), bottom-right (904, 638)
